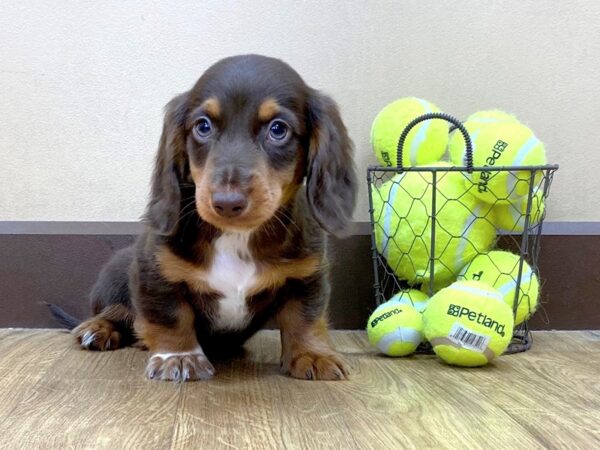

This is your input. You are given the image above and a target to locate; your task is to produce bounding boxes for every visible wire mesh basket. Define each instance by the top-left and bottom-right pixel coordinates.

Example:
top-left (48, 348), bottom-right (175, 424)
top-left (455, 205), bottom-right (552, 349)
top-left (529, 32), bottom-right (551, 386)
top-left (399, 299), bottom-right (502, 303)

top-left (367, 113), bottom-right (559, 354)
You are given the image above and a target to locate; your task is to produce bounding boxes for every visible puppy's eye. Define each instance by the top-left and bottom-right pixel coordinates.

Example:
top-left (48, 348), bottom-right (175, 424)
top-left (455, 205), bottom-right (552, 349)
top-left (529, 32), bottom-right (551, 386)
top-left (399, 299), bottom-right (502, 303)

top-left (268, 120), bottom-right (289, 142)
top-left (194, 117), bottom-right (213, 139)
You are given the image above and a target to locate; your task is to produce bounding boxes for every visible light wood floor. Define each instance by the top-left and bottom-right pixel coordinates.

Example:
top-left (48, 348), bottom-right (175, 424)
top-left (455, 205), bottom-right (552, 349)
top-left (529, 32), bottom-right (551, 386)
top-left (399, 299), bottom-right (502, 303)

top-left (0, 329), bottom-right (598, 449)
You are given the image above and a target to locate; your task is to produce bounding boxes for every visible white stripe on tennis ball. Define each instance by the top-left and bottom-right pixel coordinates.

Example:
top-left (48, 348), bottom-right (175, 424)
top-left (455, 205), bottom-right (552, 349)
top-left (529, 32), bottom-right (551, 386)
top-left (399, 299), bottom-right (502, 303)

top-left (409, 99), bottom-right (433, 165)
top-left (447, 283), bottom-right (504, 303)
top-left (514, 136), bottom-right (540, 166)
top-left (503, 194), bottom-right (541, 232)
top-left (453, 204), bottom-right (483, 271)
top-left (471, 117), bottom-right (505, 123)
top-left (496, 267), bottom-right (533, 296)
top-left (508, 202), bottom-right (522, 231)
top-left (382, 181), bottom-right (401, 260)
top-left (389, 298), bottom-right (428, 313)
top-left (505, 135), bottom-right (540, 200)
top-left (377, 328), bottom-right (423, 354)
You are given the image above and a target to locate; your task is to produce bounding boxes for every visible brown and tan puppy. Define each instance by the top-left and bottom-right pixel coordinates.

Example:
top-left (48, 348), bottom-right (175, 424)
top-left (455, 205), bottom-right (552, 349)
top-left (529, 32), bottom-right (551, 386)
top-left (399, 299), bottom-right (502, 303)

top-left (49, 54), bottom-right (357, 382)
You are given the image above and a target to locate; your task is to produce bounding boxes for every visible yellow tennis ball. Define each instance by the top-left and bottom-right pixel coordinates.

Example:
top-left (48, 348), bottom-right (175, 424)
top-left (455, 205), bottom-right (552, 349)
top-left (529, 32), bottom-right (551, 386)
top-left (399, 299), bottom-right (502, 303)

top-left (388, 289), bottom-right (429, 313)
top-left (448, 110), bottom-right (519, 166)
top-left (372, 163), bottom-right (497, 288)
top-left (371, 97), bottom-right (449, 167)
top-left (448, 119), bottom-right (547, 204)
top-left (420, 277), bottom-right (454, 296)
top-left (493, 190), bottom-right (545, 233)
top-left (465, 109), bottom-right (519, 125)
top-left (367, 302), bottom-right (424, 356)
top-left (448, 109), bottom-right (520, 164)
top-left (423, 280), bottom-right (515, 367)
top-left (458, 251), bottom-right (540, 325)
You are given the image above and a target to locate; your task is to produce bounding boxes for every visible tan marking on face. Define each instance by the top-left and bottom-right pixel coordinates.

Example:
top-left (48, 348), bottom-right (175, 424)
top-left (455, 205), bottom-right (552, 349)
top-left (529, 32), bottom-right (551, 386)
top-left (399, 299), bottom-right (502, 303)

top-left (189, 158), bottom-right (204, 183)
top-left (192, 157), bottom-right (265, 230)
top-left (192, 155), bottom-right (286, 231)
top-left (156, 246), bottom-right (211, 293)
top-left (201, 97), bottom-right (221, 119)
top-left (134, 302), bottom-right (199, 353)
top-left (189, 140), bottom-right (302, 232)
top-left (269, 155), bottom-right (303, 206)
top-left (258, 98), bottom-right (280, 122)
top-left (189, 158), bottom-right (224, 228)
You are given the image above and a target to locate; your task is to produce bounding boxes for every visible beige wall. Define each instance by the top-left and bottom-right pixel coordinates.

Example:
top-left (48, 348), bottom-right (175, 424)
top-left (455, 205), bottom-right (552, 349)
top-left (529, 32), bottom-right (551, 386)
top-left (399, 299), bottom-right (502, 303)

top-left (1, 1), bottom-right (598, 223)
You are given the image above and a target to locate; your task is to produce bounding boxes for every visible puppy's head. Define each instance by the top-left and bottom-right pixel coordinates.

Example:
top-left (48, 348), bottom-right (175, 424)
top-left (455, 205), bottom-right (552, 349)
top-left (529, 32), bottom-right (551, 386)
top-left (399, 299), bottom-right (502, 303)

top-left (146, 54), bottom-right (357, 235)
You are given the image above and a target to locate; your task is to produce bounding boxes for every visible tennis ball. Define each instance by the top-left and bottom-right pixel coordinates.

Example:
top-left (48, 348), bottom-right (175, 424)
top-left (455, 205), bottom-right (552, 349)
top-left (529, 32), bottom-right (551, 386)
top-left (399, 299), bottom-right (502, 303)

top-left (423, 280), bottom-right (514, 367)
top-left (388, 289), bottom-right (429, 313)
top-left (465, 109), bottom-right (519, 125)
top-left (448, 110), bottom-right (518, 166)
top-left (448, 119), bottom-right (547, 204)
top-left (367, 302), bottom-right (424, 356)
top-left (372, 162), bottom-right (497, 288)
top-left (419, 277), bottom-right (453, 296)
top-left (371, 97), bottom-right (449, 167)
top-left (493, 190), bottom-right (545, 233)
top-left (458, 251), bottom-right (540, 325)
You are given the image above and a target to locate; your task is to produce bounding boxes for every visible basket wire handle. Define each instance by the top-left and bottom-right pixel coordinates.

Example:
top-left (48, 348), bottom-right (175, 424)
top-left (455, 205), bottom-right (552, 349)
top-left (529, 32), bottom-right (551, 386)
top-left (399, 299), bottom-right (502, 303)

top-left (396, 112), bottom-right (474, 173)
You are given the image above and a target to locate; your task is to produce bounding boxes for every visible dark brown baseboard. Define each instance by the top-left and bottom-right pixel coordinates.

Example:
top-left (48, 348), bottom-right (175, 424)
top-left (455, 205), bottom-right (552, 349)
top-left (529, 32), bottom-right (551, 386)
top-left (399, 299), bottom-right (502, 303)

top-left (0, 222), bottom-right (598, 330)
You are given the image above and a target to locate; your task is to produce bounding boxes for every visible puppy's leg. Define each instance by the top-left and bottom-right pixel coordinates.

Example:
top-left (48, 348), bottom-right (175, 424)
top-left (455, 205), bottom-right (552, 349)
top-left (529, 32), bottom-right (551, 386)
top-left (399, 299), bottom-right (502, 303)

top-left (277, 299), bottom-right (348, 381)
top-left (73, 247), bottom-right (136, 351)
top-left (135, 302), bottom-right (214, 382)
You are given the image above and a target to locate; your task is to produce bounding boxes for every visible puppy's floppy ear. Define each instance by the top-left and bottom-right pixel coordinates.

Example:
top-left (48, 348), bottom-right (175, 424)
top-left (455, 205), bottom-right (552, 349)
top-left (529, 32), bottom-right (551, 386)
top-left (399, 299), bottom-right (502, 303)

top-left (306, 90), bottom-right (358, 236)
top-left (145, 92), bottom-right (189, 235)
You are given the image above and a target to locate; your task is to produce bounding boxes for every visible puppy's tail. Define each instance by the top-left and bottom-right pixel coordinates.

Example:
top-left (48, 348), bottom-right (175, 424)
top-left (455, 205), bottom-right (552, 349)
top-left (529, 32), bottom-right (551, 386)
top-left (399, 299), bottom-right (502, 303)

top-left (43, 302), bottom-right (82, 330)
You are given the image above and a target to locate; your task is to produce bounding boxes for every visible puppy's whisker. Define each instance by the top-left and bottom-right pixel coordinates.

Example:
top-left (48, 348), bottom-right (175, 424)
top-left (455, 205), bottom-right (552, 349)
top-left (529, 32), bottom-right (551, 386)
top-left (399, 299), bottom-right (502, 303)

top-left (180, 199), bottom-right (196, 213)
top-left (177, 201), bottom-right (197, 220)
top-left (171, 212), bottom-right (195, 233)
top-left (260, 217), bottom-right (279, 239)
top-left (276, 209), bottom-right (300, 231)
top-left (272, 213), bottom-right (290, 234)
top-left (271, 215), bottom-right (287, 235)
top-left (170, 200), bottom-right (198, 230)
top-left (179, 194), bottom-right (196, 204)
top-left (272, 210), bottom-right (300, 238)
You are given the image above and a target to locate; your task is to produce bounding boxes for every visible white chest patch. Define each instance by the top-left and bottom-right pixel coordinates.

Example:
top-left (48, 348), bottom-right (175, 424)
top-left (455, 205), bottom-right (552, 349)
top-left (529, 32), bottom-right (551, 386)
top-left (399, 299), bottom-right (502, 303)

top-left (205, 232), bottom-right (257, 331)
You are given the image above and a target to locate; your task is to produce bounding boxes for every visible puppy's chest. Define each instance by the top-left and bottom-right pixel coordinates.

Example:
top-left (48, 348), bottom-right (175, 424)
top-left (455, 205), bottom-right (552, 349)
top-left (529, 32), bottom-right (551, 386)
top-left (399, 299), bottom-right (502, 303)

top-left (203, 232), bottom-right (259, 330)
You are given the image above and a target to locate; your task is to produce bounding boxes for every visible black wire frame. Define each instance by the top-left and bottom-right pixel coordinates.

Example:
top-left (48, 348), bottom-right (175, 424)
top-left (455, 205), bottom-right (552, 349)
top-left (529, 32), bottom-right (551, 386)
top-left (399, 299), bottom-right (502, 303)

top-left (366, 163), bottom-right (559, 354)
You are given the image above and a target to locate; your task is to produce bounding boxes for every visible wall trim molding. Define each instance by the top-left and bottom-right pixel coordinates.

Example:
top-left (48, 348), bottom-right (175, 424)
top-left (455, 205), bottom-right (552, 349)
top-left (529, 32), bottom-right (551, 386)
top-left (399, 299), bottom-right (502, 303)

top-left (0, 221), bottom-right (144, 235)
top-left (1, 220), bottom-right (599, 236)
top-left (0, 225), bottom-right (597, 329)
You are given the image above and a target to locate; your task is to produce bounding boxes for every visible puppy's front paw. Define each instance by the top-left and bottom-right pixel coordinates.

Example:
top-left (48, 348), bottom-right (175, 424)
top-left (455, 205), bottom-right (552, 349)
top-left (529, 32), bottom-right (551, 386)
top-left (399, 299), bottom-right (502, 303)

top-left (73, 318), bottom-right (120, 351)
top-left (146, 351), bottom-right (215, 382)
top-left (283, 351), bottom-right (349, 381)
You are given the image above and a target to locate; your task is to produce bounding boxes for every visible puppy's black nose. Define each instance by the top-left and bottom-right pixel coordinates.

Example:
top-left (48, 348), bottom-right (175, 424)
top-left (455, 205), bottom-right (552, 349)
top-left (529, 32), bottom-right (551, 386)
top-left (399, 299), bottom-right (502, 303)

top-left (212, 191), bottom-right (248, 218)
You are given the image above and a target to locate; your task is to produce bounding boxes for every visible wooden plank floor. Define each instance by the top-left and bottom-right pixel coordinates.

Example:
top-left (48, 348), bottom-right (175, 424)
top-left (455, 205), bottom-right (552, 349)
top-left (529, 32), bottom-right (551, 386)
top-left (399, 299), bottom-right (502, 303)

top-left (0, 330), bottom-right (598, 449)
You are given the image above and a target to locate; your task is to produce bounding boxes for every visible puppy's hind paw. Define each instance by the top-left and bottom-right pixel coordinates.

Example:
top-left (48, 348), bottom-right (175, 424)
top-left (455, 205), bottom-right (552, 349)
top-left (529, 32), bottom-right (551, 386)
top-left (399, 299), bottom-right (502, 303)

top-left (73, 318), bottom-right (121, 351)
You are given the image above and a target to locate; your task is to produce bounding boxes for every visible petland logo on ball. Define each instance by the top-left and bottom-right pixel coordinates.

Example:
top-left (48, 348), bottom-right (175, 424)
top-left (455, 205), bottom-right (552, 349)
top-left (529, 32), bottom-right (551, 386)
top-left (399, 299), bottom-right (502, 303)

top-left (477, 140), bottom-right (508, 193)
top-left (447, 304), bottom-right (507, 337)
top-left (370, 307), bottom-right (403, 328)
top-left (381, 151), bottom-right (393, 167)
top-left (470, 271), bottom-right (484, 281)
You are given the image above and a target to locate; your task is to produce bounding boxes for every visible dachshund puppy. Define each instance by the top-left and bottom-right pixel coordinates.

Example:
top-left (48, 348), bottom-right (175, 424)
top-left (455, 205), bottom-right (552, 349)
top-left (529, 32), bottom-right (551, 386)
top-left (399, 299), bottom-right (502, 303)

top-left (50, 54), bottom-right (357, 382)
